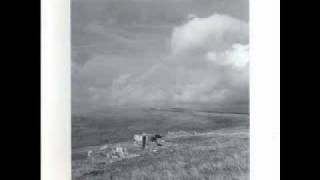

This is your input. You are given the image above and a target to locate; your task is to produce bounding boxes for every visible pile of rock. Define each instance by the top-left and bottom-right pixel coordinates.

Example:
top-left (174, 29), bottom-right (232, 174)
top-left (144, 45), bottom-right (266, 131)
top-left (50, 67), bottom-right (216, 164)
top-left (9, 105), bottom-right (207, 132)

top-left (87, 149), bottom-right (107, 163)
top-left (86, 133), bottom-right (166, 164)
top-left (87, 144), bottom-right (140, 164)
top-left (107, 145), bottom-right (128, 159)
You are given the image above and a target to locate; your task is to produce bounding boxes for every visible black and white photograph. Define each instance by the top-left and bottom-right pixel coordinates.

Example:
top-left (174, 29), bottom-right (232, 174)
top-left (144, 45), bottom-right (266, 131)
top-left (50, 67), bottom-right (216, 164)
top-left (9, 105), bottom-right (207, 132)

top-left (71, 0), bottom-right (250, 179)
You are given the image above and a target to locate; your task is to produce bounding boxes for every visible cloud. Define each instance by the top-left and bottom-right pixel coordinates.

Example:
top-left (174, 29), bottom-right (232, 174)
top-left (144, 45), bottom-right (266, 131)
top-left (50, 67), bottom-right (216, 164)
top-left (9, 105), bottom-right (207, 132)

top-left (206, 43), bottom-right (249, 69)
top-left (105, 14), bottom-right (249, 110)
top-left (171, 14), bottom-right (248, 55)
top-left (71, 0), bottom-right (250, 114)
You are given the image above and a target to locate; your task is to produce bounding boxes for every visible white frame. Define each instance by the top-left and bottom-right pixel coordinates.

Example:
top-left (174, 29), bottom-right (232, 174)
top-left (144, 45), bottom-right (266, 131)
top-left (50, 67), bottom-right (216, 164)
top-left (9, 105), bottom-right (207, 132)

top-left (41, 0), bottom-right (280, 179)
top-left (41, 0), bottom-right (71, 180)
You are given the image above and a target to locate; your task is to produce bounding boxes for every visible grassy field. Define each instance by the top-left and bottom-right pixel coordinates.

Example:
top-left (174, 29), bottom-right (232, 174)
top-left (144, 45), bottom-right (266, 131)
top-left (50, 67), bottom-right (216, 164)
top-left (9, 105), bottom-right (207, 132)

top-left (72, 108), bottom-right (249, 180)
top-left (72, 108), bottom-right (248, 149)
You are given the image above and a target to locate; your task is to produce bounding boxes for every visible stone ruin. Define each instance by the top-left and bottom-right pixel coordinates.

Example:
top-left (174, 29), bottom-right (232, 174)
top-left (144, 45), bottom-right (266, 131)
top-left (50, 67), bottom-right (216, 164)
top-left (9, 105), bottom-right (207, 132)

top-left (133, 133), bottom-right (164, 149)
top-left (87, 144), bottom-right (139, 163)
top-left (87, 133), bottom-right (165, 164)
top-left (107, 145), bottom-right (128, 159)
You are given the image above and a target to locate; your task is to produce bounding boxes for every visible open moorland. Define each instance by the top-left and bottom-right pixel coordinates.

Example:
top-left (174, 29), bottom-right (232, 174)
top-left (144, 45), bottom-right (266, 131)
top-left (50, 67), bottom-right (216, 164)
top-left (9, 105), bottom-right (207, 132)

top-left (72, 108), bottom-right (249, 180)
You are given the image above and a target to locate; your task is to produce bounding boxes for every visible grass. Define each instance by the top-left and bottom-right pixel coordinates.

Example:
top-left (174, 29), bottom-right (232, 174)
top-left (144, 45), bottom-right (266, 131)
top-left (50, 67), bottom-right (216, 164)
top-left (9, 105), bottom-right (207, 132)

top-left (72, 108), bottom-right (249, 150)
top-left (72, 127), bottom-right (249, 180)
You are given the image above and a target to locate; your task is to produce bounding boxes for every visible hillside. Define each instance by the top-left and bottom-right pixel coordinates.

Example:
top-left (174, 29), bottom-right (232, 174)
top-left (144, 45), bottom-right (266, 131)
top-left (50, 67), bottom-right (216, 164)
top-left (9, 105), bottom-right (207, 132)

top-left (72, 108), bottom-right (249, 149)
top-left (73, 127), bottom-right (249, 180)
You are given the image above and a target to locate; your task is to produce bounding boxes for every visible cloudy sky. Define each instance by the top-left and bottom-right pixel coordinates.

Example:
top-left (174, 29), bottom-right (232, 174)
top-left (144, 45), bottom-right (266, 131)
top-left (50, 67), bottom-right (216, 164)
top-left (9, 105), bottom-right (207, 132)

top-left (72, 0), bottom-right (249, 114)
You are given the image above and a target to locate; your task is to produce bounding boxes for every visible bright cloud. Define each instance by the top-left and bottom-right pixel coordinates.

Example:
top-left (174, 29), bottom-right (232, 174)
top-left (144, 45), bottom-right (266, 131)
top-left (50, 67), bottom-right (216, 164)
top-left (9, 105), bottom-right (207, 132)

top-left (107, 14), bottom-right (249, 109)
top-left (171, 14), bottom-right (248, 55)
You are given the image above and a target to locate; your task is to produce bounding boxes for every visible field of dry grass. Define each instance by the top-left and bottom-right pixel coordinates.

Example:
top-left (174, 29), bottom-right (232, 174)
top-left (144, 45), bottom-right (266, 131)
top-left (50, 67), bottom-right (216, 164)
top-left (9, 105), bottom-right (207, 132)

top-left (72, 127), bottom-right (249, 180)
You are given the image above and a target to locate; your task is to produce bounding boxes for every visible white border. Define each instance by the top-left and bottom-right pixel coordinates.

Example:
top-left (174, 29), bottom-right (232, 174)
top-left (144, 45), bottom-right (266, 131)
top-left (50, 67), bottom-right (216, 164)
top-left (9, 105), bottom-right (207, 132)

top-left (250, 0), bottom-right (280, 180)
top-left (41, 0), bottom-right (280, 179)
top-left (41, 0), bottom-right (71, 180)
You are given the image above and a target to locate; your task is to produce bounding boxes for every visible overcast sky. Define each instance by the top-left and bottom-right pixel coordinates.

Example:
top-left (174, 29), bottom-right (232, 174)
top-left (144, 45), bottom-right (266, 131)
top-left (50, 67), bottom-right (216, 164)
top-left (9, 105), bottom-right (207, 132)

top-left (72, 0), bottom-right (249, 114)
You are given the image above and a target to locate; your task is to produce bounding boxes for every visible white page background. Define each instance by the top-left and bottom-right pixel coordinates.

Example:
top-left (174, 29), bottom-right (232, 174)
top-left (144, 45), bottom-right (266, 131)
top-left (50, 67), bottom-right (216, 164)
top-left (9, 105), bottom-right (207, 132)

top-left (41, 0), bottom-right (71, 180)
top-left (41, 0), bottom-right (280, 179)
